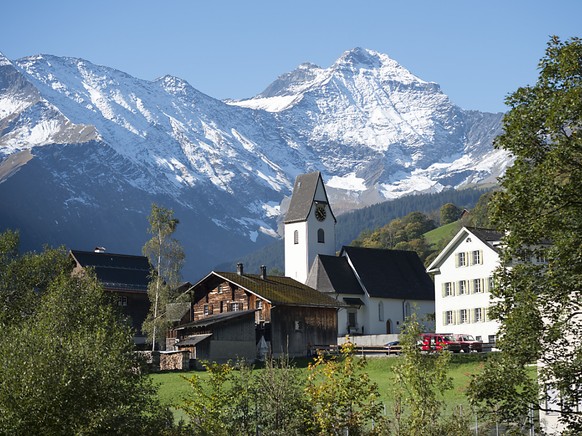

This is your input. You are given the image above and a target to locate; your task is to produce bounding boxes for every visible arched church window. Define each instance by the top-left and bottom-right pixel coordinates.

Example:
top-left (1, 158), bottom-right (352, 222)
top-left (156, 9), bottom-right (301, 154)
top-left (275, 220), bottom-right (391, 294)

top-left (317, 228), bottom-right (325, 243)
top-left (294, 230), bottom-right (299, 244)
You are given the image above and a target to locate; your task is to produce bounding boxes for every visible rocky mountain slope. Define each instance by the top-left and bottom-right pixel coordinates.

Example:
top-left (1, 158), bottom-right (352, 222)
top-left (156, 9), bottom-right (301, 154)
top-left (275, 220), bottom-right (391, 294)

top-left (0, 48), bottom-right (508, 279)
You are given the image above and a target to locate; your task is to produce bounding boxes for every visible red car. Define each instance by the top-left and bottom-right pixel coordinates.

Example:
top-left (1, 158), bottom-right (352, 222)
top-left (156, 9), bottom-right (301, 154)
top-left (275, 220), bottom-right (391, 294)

top-left (420, 333), bottom-right (462, 353)
top-left (452, 334), bottom-right (483, 353)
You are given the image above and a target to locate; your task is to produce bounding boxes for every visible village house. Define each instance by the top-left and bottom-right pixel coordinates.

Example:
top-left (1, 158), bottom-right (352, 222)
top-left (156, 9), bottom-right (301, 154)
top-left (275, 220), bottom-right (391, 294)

top-left (285, 171), bottom-right (435, 337)
top-left (167, 264), bottom-right (340, 363)
top-left (70, 248), bottom-right (150, 346)
top-left (426, 227), bottom-right (503, 345)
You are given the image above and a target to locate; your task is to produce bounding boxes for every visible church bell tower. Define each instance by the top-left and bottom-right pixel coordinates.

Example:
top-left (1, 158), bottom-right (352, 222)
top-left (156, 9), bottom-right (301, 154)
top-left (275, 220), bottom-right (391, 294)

top-left (284, 171), bottom-right (336, 283)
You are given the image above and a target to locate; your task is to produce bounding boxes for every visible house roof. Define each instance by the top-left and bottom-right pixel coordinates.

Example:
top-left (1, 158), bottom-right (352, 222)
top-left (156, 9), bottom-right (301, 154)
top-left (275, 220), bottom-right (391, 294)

top-left (310, 255), bottom-right (364, 295)
top-left (70, 250), bottom-right (150, 293)
top-left (284, 171), bottom-right (336, 224)
top-left (192, 271), bottom-right (341, 308)
top-left (426, 226), bottom-right (503, 273)
top-left (340, 246), bottom-right (434, 301)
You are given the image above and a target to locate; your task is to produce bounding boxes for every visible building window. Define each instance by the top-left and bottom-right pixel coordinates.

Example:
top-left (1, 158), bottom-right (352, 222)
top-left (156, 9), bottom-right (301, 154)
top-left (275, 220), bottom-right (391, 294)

top-left (474, 308), bottom-right (483, 322)
top-left (230, 302), bottom-right (242, 312)
top-left (378, 301), bottom-right (384, 321)
top-left (218, 284), bottom-right (229, 294)
top-left (347, 311), bottom-right (357, 328)
top-left (294, 230), bottom-right (299, 244)
top-left (460, 309), bottom-right (468, 324)
top-left (475, 336), bottom-right (482, 342)
top-left (472, 250), bottom-right (482, 265)
top-left (458, 280), bottom-right (467, 295)
top-left (256, 300), bottom-right (263, 310)
top-left (117, 296), bottom-right (128, 307)
top-left (488, 277), bottom-right (495, 292)
top-left (473, 279), bottom-right (483, 293)
top-left (203, 304), bottom-right (213, 316)
top-left (220, 301), bottom-right (224, 313)
top-left (404, 302), bottom-right (411, 319)
top-left (457, 252), bottom-right (467, 267)
top-left (445, 310), bottom-right (454, 325)
top-left (317, 228), bottom-right (325, 243)
top-left (488, 335), bottom-right (496, 345)
top-left (294, 320), bottom-right (304, 331)
top-left (443, 282), bottom-right (454, 297)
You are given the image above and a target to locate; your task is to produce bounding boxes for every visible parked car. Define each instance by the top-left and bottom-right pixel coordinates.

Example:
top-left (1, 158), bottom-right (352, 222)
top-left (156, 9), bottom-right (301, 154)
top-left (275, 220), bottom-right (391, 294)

top-left (384, 340), bottom-right (401, 355)
top-left (452, 334), bottom-right (483, 353)
top-left (420, 333), bottom-right (462, 353)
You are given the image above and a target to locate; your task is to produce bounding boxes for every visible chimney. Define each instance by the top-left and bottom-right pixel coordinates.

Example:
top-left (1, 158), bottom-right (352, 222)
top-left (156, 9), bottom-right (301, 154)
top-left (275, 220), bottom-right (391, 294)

top-left (237, 263), bottom-right (244, 275)
top-left (260, 265), bottom-right (267, 280)
top-left (94, 246), bottom-right (106, 253)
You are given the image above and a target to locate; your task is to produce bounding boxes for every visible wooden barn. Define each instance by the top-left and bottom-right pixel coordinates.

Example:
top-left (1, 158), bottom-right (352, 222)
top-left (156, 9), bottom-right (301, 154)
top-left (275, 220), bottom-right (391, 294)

top-left (168, 264), bottom-right (341, 362)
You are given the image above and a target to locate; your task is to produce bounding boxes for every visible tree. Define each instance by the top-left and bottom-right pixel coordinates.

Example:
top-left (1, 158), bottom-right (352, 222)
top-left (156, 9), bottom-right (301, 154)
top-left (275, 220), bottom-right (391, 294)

top-left (0, 236), bottom-right (172, 434)
top-left (181, 357), bottom-right (307, 435)
top-left (439, 203), bottom-right (461, 225)
top-left (390, 313), bottom-right (469, 436)
top-left (471, 36), bottom-right (582, 432)
top-left (0, 230), bottom-right (72, 328)
top-left (304, 340), bottom-right (386, 435)
top-left (142, 203), bottom-right (185, 350)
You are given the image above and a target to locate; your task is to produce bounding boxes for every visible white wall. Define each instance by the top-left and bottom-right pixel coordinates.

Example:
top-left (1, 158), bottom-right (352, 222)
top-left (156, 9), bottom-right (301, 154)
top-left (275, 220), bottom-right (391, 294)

top-left (340, 297), bottom-right (435, 336)
top-left (284, 221), bottom-right (309, 282)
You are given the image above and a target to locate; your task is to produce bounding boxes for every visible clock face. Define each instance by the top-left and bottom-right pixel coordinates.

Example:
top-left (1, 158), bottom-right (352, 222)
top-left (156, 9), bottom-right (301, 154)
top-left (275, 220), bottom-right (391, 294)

top-left (315, 204), bottom-right (326, 221)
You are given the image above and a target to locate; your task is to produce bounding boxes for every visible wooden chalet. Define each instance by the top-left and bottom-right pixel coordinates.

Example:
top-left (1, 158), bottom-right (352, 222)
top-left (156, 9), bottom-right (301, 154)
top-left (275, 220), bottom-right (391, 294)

top-left (168, 264), bottom-right (341, 362)
top-left (70, 248), bottom-right (151, 346)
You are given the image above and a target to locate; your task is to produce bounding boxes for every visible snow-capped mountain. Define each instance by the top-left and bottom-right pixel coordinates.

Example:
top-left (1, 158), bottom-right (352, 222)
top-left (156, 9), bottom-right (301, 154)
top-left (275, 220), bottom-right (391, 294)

top-left (0, 48), bottom-right (508, 278)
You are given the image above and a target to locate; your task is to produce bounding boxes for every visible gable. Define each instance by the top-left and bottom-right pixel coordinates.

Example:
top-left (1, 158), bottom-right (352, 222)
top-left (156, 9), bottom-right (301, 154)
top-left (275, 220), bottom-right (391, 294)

top-left (190, 271), bottom-right (341, 308)
top-left (426, 227), bottom-right (502, 273)
top-left (284, 171), bottom-right (336, 224)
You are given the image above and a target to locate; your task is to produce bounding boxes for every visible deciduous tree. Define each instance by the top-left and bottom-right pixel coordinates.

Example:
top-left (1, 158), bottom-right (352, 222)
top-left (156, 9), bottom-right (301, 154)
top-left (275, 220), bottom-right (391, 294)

top-left (142, 203), bottom-right (185, 350)
top-left (0, 234), bottom-right (172, 434)
top-left (471, 36), bottom-right (582, 432)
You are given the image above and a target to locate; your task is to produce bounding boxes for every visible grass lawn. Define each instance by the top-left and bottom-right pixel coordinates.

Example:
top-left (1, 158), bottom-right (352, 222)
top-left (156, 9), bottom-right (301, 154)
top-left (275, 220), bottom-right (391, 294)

top-left (424, 220), bottom-right (461, 248)
top-left (150, 353), bottom-right (490, 413)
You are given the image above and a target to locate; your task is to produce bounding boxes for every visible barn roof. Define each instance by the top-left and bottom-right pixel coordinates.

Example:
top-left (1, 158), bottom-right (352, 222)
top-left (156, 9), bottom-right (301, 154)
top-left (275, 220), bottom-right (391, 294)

top-left (192, 270), bottom-right (341, 308)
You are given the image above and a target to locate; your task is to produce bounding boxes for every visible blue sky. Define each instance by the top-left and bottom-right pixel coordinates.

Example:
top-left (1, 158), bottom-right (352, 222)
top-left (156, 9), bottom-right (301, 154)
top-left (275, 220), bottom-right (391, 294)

top-left (1, 0), bottom-right (580, 113)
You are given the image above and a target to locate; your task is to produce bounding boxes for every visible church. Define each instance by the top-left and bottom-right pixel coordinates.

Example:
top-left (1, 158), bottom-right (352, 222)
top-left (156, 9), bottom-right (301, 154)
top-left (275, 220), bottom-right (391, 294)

top-left (284, 171), bottom-right (435, 336)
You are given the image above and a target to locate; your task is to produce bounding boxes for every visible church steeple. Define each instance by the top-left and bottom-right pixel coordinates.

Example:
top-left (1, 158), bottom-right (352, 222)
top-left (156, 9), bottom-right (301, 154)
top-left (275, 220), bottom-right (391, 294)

top-left (284, 172), bottom-right (336, 283)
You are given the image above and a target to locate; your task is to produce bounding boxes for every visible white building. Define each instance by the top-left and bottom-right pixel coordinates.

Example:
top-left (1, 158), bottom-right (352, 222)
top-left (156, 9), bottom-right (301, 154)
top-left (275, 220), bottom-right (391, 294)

top-left (426, 227), bottom-right (503, 344)
top-left (285, 171), bottom-right (435, 337)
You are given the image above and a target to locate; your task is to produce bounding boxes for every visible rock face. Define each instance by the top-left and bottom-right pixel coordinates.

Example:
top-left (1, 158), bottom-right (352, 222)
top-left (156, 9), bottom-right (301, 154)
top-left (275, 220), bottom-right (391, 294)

top-left (0, 48), bottom-right (508, 278)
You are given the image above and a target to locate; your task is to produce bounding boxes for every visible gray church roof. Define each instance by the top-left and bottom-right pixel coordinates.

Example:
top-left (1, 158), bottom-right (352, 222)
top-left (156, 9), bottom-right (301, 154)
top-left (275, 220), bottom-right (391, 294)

top-left (285, 171), bottom-right (327, 224)
top-left (309, 255), bottom-right (364, 295)
top-left (341, 246), bottom-right (434, 301)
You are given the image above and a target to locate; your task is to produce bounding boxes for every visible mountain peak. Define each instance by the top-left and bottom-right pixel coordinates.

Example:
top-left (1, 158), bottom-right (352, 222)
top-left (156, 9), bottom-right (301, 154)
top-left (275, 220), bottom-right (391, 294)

top-left (336, 47), bottom-right (383, 68)
top-left (0, 51), bottom-right (12, 67)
